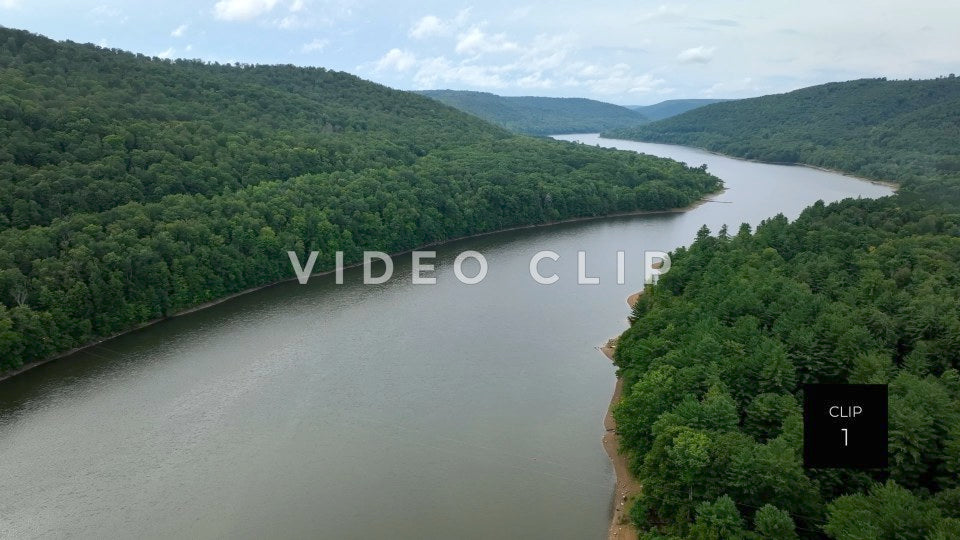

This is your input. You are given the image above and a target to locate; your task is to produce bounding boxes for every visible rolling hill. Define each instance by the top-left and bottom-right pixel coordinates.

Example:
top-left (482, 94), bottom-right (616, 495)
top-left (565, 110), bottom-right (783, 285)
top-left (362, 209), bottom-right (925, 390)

top-left (628, 98), bottom-right (732, 121)
top-left (0, 27), bottom-right (722, 373)
top-left (418, 90), bottom-right (647, 135)
top-left (607, 77), bottom-right (960, 197)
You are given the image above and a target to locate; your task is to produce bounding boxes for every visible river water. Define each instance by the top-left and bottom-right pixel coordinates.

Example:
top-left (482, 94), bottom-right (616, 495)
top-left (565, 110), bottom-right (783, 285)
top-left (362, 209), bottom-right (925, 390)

top-left (0, 134), bottom-right (893, 539)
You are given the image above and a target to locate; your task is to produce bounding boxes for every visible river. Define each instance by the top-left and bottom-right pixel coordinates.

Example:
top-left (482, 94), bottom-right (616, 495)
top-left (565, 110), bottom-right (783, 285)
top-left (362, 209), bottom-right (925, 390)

top-left (0, 134), bottom-right (894, 539)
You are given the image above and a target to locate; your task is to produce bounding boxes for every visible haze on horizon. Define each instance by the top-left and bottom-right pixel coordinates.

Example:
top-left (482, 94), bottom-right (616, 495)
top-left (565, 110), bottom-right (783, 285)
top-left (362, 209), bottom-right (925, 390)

top-left (1, 0), bottom-right (957, 105)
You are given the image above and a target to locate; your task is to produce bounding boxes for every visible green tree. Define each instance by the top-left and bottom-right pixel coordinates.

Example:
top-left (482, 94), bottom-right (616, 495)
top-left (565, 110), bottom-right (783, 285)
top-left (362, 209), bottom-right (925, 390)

top-left (752, 504), bottom-right (797, 539)
top-left (689, 495), bottom-right (746, 540)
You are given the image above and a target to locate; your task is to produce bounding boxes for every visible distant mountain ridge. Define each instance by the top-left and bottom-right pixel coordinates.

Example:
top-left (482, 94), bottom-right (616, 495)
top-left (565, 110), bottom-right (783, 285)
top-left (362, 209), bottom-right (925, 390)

top-left (628, 99), bottom-right (733, 121)
top-left (417, 90), bottom-right (647, 135)
top-left (607, 77), bottom-right (960, 194)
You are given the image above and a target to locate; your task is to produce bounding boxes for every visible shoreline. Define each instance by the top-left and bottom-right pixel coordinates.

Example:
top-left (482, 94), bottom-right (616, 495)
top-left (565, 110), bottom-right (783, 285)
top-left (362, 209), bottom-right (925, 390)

top-left (594, 134), bottom-right (901, 190)
top-left (599, 290), bottom-right (644, 540)
top-left (0, 194), bottom-right (722, 384)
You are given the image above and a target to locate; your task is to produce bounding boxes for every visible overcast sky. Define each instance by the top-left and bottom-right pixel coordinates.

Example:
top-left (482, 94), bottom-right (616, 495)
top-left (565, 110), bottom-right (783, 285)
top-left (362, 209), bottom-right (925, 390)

top-left (2, 0), bottom-right (958, 104)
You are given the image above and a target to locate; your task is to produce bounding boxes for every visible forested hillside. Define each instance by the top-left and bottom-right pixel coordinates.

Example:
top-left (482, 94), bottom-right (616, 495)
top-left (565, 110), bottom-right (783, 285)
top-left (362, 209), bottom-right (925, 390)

top-left (616, 201), bottom-right (960, 538)
top-left (418, 90), bottom-right (647, 134)
top-left (0, 28), bottom-right (721, 373)
top-left (628, 99), bottom-right (732, 122)
top-left (607, 77), bottom-right (960, 199)
top-left (609, 78), bottom-right (960, 538)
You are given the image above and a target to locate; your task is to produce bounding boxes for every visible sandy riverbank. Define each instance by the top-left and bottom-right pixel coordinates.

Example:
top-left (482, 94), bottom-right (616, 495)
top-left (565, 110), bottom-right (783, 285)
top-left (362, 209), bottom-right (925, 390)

top-left (600, 291), bottom-right (644, 540)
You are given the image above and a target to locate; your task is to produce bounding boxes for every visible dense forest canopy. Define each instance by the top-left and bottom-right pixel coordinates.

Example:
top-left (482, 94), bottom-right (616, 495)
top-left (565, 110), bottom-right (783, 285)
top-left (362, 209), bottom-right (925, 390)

top-left (0, 27), bottom-right (721, 373)
top-left (609, 77), bottom-right (960, 538)
top-left (607, 77), bottom-right (960, 201)
top-left (418, 89), bottom-right (648, 135)
top-left (627, 99), bottom-right (733, 122)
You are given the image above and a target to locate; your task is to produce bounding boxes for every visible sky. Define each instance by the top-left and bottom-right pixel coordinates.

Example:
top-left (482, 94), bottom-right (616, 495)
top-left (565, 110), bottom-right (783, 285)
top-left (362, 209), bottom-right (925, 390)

top-left (1, 0), bottom-right (958, 105)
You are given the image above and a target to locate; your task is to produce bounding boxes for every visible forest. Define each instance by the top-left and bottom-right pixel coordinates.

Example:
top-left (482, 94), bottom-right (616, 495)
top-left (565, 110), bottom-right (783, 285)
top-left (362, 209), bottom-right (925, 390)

top-left (628, 99), bottom-right (732, 122)
top-left (0, 28), bottom-right (721, 373)
top-left (418, 89), bottom-right (648, 135)
top-left (610, 77), bottom-right (960, 538)
top-left (606, 77), bottom-right (960, 201)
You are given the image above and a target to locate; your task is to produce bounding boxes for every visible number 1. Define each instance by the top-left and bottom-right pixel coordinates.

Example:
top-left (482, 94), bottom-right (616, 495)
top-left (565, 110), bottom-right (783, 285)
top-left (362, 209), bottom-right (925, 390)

top-left (841, 428), bottom-right (848, 446)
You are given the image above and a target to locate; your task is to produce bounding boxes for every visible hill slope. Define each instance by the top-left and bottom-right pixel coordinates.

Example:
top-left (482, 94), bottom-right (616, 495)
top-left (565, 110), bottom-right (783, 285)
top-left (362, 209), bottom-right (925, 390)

top-left (607, 77), bottom-right (960, 198)
top-left (606, 76), bottom-right (960, 537)
top-left (418, 90), bottom-right (647, 135)
top-left (615, 198), bottom-right (960, 538)
top-left (0, 28), bottom-right (721, 373)
top-left (628, 98), bottom-right (732, 121)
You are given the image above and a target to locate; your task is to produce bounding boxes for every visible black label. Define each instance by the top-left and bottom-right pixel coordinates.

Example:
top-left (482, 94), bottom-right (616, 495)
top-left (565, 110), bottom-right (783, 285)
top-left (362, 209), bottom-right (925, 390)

top-left (803, 384), bottom-right (888, 469)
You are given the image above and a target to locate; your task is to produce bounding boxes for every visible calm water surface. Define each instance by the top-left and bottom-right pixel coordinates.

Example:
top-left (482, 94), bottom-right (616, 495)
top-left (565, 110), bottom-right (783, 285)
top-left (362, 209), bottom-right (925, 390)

top-left (0, 134), bottom-right (893, 539)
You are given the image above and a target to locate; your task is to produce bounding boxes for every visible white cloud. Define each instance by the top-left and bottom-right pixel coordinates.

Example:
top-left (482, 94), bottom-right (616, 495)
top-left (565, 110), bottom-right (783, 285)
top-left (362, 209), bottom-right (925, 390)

top-left (409, 15), bottom-right (444, 39)
top-left (636, 4), bottom-right (687, 23)
top-left (356, 1), bottom-right (960, 101)
top-left (517, 34), bottom-right (573, 71)
top-left (413, 56), bottom-right (509, 88)
top-left (271, 1), bottom-right (334, 31)
top-left (702, 77), bottom-right (758, 96)
top-left (213, 0), bottom-right (279, 21)
top-left (393, 35), bottom-right (658, 96)
top-left (3, 0), bottom-right (958, 103)
top-left (157, 47), bottom-right (175, 59)
top-left (375, 48), bottom-right (417, 72)
top-left (578, 63), bottom-right (665, 95)
top-left (453, 8), bottom-right (472, 25)
top-left (89, 4), bottom-right (128, 24)
top-left (455, 27), bottom-right (518, 55)
top-left (516, 72), bottom-right (554, 89)
top-left (408, 9), bottom-right (471, 39)
top-left (677, 45), bottom-right (716, 64)
top-left (365, 20), bottom-right (663, 99)
top-left (171, 24), bottom-right (188, 37)
top-left (274, 15), bottom-right (302, 28)
top-left (301, 38), bottom-right (329, 53)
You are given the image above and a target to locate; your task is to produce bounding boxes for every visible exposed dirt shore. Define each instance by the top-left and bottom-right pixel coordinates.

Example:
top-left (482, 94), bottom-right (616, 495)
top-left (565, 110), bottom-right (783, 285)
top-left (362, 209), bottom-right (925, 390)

top-left (600, 290), bottom-right (644, 540)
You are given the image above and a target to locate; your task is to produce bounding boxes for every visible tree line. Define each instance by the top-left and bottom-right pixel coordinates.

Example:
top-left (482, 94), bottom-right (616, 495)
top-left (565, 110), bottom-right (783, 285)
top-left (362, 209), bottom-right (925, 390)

top-left (418, 89), bottom-right (649, 135)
